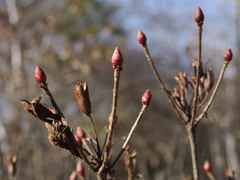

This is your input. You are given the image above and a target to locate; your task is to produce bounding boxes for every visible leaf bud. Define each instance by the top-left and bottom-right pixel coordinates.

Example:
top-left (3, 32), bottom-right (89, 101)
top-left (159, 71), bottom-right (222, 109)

top-left (203, 160), bottom-right (211, 172)
top-left (112, 47), bottom-right (123, 70)
top-left (224, 49), bottom-right (233, 62)
top-left (69, 171), bottom-right (77, 180)
top-left (137, 30), bottom-right (147, 45)
top-left (76, 126), bottom-right (86, 139)
top-left (108, 113), bottom-right (118, 125)
top-left (75, 135), bottom-right (82, 147)
top-left (76, 160), bottom-right (85, 176)
top-left (34, 65), bottom-right (47, 86)
top-left (142, 89), bottom-right (152, 105)
top-left (194, 7), bottom-right (204, 25)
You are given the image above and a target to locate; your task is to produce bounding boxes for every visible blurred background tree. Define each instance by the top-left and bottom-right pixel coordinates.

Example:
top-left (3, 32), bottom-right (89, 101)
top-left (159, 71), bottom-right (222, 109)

top-left (0, 0), bottom-right (239, 179)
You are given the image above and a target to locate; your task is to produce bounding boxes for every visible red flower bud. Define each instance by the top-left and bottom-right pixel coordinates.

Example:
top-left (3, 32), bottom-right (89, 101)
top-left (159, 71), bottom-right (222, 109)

top-left (108, 113), bottom-right (118, 125)
top-left (34, 65), bottom-right (47, 86)
top-left (142, 89), bottom-right (151, 105)
top-left (137, 30), bottom-right (147, 45)
top-left (75, 135), bottom-right (82, 147)
top-left (112, 47), bottom-right (123, 69)
top-left (76, 126), bottom-right (86, 139)
top-left (69, 171), bottom-right (77, 180)
top-left (194, 7), bottom-right (204, 25)
top-left (76, 161), bottom-right (85, 176)
top-left (224, 49), bottom-right (233, 62)
top-left (203, 160), bottom-right (211, 172)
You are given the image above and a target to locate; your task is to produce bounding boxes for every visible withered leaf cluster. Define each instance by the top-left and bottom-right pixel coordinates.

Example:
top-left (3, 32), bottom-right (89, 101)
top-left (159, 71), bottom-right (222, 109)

top-left (20, 97), bottom-right (81, 157)
top-left (172, 60), bottom-right (214, 121)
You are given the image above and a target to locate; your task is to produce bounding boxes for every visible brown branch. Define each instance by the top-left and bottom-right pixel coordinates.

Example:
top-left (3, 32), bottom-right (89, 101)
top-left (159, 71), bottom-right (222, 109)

top-left (142, 44), bottom-right (186, 124)
top-left (109, 105), bottom-right (148, 170)
top-left (186, 126), bottom-right (199, 180)
top-left (88, 116), bottom-right (101, 157)
top-left (206, 172), bottom-right (216, 180)
top-left (98, 69), bottom-right (121, 175)
top-left (41, 83), bottom-right (65, 118)
top-left (191, 25), bottom-right (203, 126)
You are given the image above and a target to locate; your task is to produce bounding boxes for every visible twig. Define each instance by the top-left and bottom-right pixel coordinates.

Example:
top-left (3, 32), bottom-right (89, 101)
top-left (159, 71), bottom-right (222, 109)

top-left (109, 105), bottom-right (148, 170)
top-left (101, 133), bottom-right (108, 156)
top-left (41, 83), bottom-right (65, 118)
top-left (89, 138), bottom-right (98, 155)
top-left (142, 45), bottom-right (186, 124)
top-left (206, 172), bottom-right (216, 180)
top-left (98, 69), bottom-right (121, 174)
top-left (186, 126), bottom-right (199, 180)
top-left (191, 25), bottom-right (203, 126)
top-left (88, 116), bottom-right (101, 157)
top-left (111, 137), bottom-right (126, 148)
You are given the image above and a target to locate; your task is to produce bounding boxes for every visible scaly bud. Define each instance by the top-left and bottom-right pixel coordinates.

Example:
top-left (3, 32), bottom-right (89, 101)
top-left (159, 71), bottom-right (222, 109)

top-left (203, 160), bottom-right (211, 172)
top-left (34, 65), bottom-right (47, 86)
top-left (69, 171), bottom-right (77, 180)
top-left (142, 90), bottom-right (152, 105)
top-left (194, 7), bottom-right (204, 25)
top-left (108, 113), bottom-right (118, 125)
top-left (137, 30), bottom-right (147, 45)
top-left (75, 135), bottom-right (82, 147)
top-left (224, 49), bottom-right (233, 63)
top-left (72, 82), bottom-right (91, 117)
top-left (76, 126), bottom-right (86, 139)
top-left (112, 47), bottom-right (123, 70)
top-left (76, 161), bottom-right (85, 176)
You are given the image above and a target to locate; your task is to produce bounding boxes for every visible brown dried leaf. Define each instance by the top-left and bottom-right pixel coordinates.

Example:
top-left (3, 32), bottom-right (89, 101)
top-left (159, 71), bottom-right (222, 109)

top-left (20, 97), bottom-right (61, 123)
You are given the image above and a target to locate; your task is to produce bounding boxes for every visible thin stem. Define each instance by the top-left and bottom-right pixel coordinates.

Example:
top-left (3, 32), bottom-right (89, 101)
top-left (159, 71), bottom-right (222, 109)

top-left (142, 44), bottom-right (186, 124)
top-left (41, 83), bottom-right (64, 117)
top-left (109, 105), bottom-right (148, 169)
top-left (195, 62), bottom-right (228, 124)
top-left (101, 133), bottom-right (108, 156)
top-left (191, 25), bottom-right (203, 125)
top-left (127, 166), bottom-right (133, 180)
top-left (89, 138), bottom-right (98, 155)
top-left (79, 175), bottom-right (86, 180)
top-left (82, 139), bottom-right (95, 157)
top-left (187, 126), bottom-right (199, 180)
top-left (111, 137), bottom-right (125, 148)
top-left (206, 172), bottom-right (216, 180)
top-left (98, 69), bottom-right (120, 174)
top-left (122, 105), bottom-right (147, 148)
top-left (126, 150), bottom-right (133, 180)
top-left (88, 116), bottom-right (101, 157)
